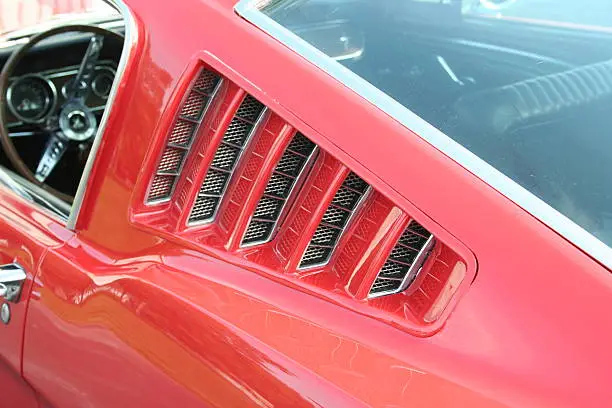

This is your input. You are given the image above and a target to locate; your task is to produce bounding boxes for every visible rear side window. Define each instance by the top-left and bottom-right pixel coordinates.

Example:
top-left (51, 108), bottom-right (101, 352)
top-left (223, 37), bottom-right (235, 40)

top-left (257, 0), bottom-right (612, 249)
top-left (463, 0), bottom-right (612, 28)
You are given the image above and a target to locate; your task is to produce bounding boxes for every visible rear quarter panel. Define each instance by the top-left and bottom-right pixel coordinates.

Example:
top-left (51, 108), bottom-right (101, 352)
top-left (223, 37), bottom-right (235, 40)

top-left (25, 237), bottom-right (497, 407)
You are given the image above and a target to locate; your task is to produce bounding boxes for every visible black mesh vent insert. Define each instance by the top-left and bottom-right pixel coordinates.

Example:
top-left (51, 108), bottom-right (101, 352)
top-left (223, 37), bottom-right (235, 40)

top-left (242, 133), bottom-right (317, 246)
top-left (368, 220), bottom-right (435, 298)
top-left (299, 172), bottom-right (370, 269)
top-left (147, 68), bottom-right (221, 203)
top-left (188, 93), bottom-right (266, 224)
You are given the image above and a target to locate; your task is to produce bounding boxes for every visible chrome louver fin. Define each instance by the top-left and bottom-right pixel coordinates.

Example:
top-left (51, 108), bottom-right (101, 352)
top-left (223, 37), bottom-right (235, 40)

top-left (299, 172), bottom-right (370, 269)
top-left (368, 220), bottom-right (435, 298)
top-left (147, 69), bottom-right (222, 203)
top-left (188, 94), bottom-right (267, 225)
top-left (242, 133), bottom-right (317, 246)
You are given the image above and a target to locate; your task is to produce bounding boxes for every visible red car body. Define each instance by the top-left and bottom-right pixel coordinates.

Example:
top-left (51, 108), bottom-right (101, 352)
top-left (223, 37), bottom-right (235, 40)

top-left (1, 0), bottom-right (611, 407)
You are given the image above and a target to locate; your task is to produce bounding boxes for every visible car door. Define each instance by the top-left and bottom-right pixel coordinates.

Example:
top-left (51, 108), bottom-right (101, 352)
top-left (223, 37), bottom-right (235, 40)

top-left (0, 174), bottom-right (72, 407)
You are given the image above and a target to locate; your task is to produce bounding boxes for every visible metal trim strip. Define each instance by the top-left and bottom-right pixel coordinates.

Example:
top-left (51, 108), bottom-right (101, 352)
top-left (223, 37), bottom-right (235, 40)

top-left (187, 105), bottom-right (269, 226)
top-left (67, 0), bottom-right (136, 228)
top-left (368, 234), bottom-right (435, 299)
top-left (298, 183), bottom-right (372, 270)
top-left (144, 76), bottom-right (224, 205)
top-left (241, 144), bottom-right (319, 247)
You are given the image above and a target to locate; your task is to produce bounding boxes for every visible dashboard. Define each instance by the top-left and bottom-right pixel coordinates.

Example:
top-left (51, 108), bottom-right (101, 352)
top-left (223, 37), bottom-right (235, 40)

top-left (6, 61), bottom-right (116, 128)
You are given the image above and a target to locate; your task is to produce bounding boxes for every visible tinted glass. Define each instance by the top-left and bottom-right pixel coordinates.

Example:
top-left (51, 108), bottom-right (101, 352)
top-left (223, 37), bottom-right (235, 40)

top-left (260, 0), bottom-right (612, 248)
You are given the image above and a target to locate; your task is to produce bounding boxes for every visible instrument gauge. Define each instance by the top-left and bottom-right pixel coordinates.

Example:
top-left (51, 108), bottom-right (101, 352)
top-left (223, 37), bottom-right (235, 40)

top-left (7, 75), bottom-right (56, 123)
top-left (91, 69), bottom-right (115, 99)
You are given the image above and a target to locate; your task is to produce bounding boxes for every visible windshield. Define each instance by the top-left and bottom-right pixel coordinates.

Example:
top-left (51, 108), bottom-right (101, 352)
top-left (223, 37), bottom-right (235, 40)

top-left (256, 0), bottom-right (612, 249)
top-left (0, 0), bottom-right (117, 37)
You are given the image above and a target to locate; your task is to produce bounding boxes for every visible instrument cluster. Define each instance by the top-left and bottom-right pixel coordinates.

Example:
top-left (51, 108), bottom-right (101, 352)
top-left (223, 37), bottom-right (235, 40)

top-left (6, 62), bottom-right (116, 125)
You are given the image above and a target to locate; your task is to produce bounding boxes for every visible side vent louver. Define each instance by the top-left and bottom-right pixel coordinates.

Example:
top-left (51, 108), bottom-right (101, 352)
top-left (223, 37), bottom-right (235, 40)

top-left (368, 220), bottom-right (435, 298)
top-left (188, 95), bottom-right (266, 225)
top-left (242, 133), bottom-right (317, 246)
top-left (147, 69), bottom-right (221, 203)
top-left (299, 172), bottom-right (370, 269)
top-left (141, 63), bottom-right (472, 333)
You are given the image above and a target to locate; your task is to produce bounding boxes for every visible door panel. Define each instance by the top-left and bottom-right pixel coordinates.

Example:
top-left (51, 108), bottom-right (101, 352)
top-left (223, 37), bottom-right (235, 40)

top-left (23, 236), bottom-right (498, 408)
top-left (23, 242), bottom-right (207, 408)
top-left (0, 186), bottom-right (70, 407)
top-left (0, 364), bottom-right (39, 407)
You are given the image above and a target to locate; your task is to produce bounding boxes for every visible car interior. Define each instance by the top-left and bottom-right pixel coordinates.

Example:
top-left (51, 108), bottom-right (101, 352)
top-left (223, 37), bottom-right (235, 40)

top-left (0, 12), bottom-right (125, 217)
top-left (268, 0), bottom-right (612, 246)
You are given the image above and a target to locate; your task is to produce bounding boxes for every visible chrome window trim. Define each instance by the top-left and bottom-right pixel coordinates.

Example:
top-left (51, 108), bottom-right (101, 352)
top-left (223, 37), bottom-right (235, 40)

top-left (67, 0), bottom-right (136, 229)
top-left (234, 0), bottom-right (612, 269)
top-left (0, 167), bottom-right (71, 220)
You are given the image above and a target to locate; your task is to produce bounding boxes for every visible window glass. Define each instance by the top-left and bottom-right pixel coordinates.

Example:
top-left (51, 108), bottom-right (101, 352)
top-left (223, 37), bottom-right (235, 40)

top-left (1, 0), bottom-right (117, 38)
top-left (463, 0), bottom-right (612, 28)
top-left (259, 0), bottom-right (612, 248)
top-left (0, 0), bottom-right (124, 217)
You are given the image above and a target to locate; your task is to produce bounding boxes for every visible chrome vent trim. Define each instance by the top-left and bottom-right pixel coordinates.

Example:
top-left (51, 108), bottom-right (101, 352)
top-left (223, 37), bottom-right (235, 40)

top-left (299, 172), bottom-right (370, 269)
top-left (242, 133), bottom-right (317, 246)
top-left (368, 220), bottom-right (435, 299)
top-left (147, 69), bottom-right (222, 204)
top-left (188, 94), bottom-right (267, 225)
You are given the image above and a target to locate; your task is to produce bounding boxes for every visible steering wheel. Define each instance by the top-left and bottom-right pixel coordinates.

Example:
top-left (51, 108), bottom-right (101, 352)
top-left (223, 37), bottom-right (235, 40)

top-left (0, 25), bottom-right (123, 202)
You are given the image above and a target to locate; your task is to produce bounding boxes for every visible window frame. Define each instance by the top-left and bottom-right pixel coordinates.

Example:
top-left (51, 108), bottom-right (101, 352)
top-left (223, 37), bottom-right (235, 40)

top-left (0, 166), bottom-right (71, 220)
top-left (67, 0), bottom-right (135, 229)
top-left (234, 0), bottom-right (612, 269)
top-left (0, 0), bottom-right (133, 228)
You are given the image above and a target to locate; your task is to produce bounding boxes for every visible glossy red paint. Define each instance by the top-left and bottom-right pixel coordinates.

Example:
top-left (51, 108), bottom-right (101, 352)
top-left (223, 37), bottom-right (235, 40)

top-left (28, 238), bottom-right (478, 407)
top-left (0, 0), bottom-right (609, 407)
top-left (0, 184), bottom-right (71, 407)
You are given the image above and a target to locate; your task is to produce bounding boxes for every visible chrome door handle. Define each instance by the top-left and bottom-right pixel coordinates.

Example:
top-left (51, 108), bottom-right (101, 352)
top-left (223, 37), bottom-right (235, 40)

top-left (0, 263), bottom-right (27, 302)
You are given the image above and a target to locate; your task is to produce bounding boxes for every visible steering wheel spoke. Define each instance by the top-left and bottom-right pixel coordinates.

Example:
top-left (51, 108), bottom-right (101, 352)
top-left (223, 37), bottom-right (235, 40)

top-left (65, 34), bottom-right (105, 101)
top-left (35, 133), bottom-right (67, 182)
